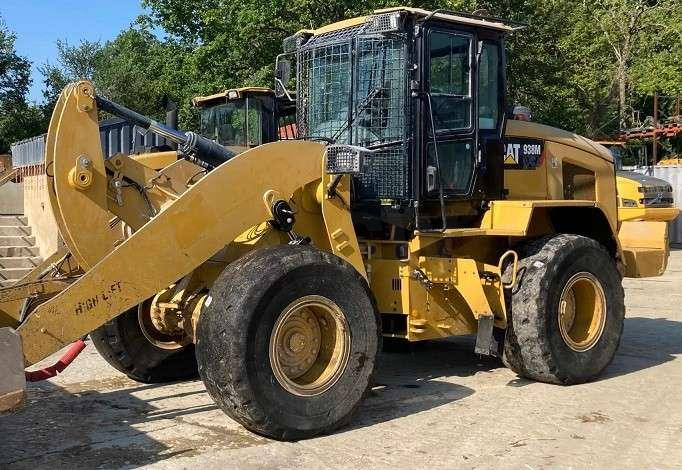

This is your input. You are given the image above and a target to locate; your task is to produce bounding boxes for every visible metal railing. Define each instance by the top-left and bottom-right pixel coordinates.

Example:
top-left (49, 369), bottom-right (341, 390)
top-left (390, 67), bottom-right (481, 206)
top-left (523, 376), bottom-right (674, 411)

top-left (10, 118), bottom-right (171, 169)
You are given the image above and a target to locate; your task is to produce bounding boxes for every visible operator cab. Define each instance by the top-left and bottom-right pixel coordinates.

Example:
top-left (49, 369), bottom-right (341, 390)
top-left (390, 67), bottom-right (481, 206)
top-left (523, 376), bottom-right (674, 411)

top-left (193, 88), bottom-right (296, 154)
top-left (279, 8), bottom-right (515, 231)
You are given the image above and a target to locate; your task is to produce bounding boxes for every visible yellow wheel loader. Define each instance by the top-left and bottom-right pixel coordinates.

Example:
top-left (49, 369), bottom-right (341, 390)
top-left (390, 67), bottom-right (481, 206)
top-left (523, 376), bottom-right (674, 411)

top-left (0, 8), bottom-right (677, 440)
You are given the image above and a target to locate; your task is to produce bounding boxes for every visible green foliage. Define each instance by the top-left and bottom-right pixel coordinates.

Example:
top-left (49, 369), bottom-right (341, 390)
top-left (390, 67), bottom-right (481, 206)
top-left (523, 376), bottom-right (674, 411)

top-left (629, 1), bottom-right (682, 97)
top-left (2, 1), bottom-right (681, 153)
top-left (0, 16), bottom-right (45, 153)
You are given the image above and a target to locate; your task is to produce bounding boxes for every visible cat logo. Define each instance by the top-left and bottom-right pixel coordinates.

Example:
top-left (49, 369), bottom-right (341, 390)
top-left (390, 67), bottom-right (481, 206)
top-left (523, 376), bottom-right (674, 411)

top-left (505, 144), bottom-right (521, 164)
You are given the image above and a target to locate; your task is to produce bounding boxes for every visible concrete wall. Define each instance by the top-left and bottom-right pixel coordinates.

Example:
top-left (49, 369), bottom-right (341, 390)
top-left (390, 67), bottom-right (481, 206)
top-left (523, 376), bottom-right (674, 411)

top-left (0, 182), bottom-right (24, 215)
top-left (0, 154), bottom-right (23, 215)
top-left (21, 166), bottom-right (60, 258)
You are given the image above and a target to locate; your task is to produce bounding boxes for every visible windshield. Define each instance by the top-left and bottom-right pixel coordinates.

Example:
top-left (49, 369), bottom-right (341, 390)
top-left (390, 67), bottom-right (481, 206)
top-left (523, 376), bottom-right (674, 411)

top-left (200, 100), bottom-right (263, 147)
top-left (299, 34), bottom-right (407, 147)
top-left (297, 27), bottom-right (410, 200)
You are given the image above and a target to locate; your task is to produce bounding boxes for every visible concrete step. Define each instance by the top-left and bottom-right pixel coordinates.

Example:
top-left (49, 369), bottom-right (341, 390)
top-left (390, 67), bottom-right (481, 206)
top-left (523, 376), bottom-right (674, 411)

top-left (0, 225), bottom-right (32, 236)
top-left (0, 279), bottom-right (16, 288)
top-left (0, 257), bottom-right (42, 269)
top-left (0, 267), bottom-right (32, 281)
top-left (0, 246), bottom-right (39, 257)
top-left (0, 236), bottom-right (36, 247)
top-left (0, 216), bottom-right (28, 227)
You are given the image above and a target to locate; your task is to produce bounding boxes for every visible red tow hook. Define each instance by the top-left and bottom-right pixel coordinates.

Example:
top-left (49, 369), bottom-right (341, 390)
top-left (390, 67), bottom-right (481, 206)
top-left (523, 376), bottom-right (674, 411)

top-left (25, 340), bottom-right (87, 382)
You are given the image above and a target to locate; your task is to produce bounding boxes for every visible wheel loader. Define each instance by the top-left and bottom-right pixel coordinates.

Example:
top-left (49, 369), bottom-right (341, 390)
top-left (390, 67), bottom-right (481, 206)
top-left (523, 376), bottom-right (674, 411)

top-left (596, 141), bottom-right (678, 223)
top-left (0, 7), bottom-right (677, 440)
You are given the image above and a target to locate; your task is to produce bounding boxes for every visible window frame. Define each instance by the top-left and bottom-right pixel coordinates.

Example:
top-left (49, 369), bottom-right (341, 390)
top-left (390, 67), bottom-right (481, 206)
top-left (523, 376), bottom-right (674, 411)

top-left (477, 40), bottom-right (503, 132)
top-left (426, 29), bottom-right (475, 134)
top-left (425, 137), bottom-right (476, 196)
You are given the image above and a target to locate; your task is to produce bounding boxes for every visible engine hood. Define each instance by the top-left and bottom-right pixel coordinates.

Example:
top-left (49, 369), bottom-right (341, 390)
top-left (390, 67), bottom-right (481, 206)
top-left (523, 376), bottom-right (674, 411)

top-left (505, 120), bottom-right (614, 163)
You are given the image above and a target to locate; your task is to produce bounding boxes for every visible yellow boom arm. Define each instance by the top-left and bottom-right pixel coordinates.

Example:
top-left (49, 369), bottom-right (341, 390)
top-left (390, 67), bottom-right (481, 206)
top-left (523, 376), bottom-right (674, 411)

top-left (11, 82), bottom-right (361, 366)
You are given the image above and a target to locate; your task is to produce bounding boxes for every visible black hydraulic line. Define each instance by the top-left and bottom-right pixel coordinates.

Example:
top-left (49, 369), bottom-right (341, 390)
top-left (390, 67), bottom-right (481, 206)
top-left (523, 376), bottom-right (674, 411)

top-left (94, 95), bottom-right (236, 169)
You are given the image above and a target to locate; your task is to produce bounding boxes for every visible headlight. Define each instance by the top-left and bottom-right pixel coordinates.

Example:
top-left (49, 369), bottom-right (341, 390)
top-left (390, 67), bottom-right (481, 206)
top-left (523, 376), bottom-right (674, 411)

top-left (621, 198), bottom-right (638, 207)
top-left (363, 12), bottom-right (402, 33)
top-left (325, 145), bottom-right (369, 175)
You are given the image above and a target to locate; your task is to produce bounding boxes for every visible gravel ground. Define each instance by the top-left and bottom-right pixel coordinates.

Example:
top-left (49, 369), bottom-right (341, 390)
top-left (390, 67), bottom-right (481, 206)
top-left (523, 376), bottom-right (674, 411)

top-left (2, 250), bottom-right (682, 469)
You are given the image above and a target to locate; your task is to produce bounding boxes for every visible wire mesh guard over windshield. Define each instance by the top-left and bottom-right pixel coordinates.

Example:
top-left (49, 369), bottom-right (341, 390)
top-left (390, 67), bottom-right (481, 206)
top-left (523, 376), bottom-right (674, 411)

top-left (297, 26), bottom-right (410, 200)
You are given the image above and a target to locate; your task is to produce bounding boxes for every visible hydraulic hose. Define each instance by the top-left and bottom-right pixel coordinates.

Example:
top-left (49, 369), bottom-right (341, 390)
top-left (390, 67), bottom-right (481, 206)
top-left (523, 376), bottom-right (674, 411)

top-left (25, 340), bottom-right (87, 382)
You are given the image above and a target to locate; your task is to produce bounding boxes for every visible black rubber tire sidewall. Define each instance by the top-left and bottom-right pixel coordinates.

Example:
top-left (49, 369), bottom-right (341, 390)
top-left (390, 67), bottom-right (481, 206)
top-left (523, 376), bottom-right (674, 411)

top-left (197, 245), bottom-right (380, 440)
top-left (503, 235), bottom-right (625, 384)
top-left (91, 306), bottom-right (198, 383)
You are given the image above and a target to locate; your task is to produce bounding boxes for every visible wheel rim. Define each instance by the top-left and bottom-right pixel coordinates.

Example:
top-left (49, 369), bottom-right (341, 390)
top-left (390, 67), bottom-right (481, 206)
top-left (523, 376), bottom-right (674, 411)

top-left (138, 299), bottom-right (190, 350)
top-left (269, 295), bottom-right (351, 397)
top-left (558, 272), bottom-right (607, 352)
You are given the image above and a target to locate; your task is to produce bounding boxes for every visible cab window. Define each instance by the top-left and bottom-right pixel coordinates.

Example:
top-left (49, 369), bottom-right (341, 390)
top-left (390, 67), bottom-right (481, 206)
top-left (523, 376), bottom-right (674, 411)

top-left (426, 140), bottom-right (475, 194)
top-left (478, 41), bottom-right (501, 130)
top-left (428, 31), bottom-right (472, 131)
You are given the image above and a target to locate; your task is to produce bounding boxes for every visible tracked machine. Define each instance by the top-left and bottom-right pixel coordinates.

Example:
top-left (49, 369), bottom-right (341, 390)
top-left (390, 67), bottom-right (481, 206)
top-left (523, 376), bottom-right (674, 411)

top-left (0, 8), bottom-right (676, 439)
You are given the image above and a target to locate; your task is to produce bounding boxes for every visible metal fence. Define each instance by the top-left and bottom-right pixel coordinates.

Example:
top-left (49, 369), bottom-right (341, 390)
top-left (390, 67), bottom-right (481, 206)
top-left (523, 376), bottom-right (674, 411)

top-left (10, 118), bottom-right (170, 168)
top-left (632, 165), bottom-right (682, 245)
top-left (9, 134), bottom-right (45, 169)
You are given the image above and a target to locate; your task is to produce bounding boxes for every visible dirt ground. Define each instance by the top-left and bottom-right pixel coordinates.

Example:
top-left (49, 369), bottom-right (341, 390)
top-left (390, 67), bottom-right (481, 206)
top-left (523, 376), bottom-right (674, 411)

top-left (2, 251), bottom-right (682, 469)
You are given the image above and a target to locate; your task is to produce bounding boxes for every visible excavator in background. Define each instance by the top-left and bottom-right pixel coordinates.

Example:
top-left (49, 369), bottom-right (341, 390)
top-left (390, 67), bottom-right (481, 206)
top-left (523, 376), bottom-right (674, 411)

top-left (0, 7), bottom-right (677, 440)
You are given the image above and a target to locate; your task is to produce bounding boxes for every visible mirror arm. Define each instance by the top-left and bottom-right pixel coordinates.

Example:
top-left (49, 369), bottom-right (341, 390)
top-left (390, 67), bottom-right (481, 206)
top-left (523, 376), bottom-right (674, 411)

top-left (275, 53), bottom-right (295, 102)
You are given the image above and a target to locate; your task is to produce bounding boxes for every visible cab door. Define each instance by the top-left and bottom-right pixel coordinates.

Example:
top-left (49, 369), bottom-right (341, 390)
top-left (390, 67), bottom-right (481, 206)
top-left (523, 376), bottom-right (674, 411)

top-left (419, 27), bottom-right (506, 207)
top-left (423, 29), bottom-right (477, 199)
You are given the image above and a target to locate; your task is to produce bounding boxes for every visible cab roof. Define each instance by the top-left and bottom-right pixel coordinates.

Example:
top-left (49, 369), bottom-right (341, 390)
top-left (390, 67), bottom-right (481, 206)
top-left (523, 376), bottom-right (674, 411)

top-left (306, 7), bottom-right (515, 36)
top-left (192, 87), bottom-right (274, 107)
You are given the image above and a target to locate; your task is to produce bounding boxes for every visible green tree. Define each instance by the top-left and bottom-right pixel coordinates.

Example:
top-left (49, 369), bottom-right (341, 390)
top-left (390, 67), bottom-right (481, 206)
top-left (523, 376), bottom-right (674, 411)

top-left (0, 16), bottom-right (45, 153)
top-left (629, 1), bottom-right (682, 98)
top-left (587, 0), bottom-right (679, 129)
top-left (39, 39), bottom-right (103, 111)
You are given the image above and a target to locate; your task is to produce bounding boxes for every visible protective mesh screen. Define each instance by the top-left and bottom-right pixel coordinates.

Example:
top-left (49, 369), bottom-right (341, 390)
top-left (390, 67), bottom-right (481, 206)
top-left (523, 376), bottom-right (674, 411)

top-left (356, 144), bottom-right (409, 199)
top-left (298, 42), bottom-right (352, 140)
top-left (352, 36), bottom-right (406, 146)
top-left (297, 25), bottom-right (410, 200)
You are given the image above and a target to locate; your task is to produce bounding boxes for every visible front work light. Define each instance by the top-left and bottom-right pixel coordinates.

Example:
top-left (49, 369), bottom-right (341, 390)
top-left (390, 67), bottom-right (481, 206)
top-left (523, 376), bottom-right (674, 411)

top-left (325, 145), bottom-right (371, 175)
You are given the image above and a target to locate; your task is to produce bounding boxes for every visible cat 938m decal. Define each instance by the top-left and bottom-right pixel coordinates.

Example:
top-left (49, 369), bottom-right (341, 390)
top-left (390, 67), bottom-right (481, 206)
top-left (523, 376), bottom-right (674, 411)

top-left (503, 138), bottom-right (545, 170)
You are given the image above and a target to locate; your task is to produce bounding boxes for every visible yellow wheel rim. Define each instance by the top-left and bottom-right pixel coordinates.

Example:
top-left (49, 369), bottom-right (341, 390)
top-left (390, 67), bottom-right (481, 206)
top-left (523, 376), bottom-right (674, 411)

top-left (137, 298), bottom-right (190, 351)
top-left (269, 295), bottom-right (351, 396)
top-left (558, 272), bottom-right (607, 352)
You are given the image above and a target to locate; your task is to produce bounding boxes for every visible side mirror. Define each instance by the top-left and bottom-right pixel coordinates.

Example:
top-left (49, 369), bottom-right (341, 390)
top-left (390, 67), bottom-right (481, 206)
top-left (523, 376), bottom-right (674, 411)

top-left (426, 165), bottom-right (437, 192)
top-left (275, 55), bottom-right (293, 100)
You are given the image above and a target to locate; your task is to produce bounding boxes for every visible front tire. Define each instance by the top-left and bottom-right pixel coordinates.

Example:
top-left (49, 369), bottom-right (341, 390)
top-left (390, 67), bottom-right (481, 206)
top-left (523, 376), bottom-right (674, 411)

top-left (91, 304), bottom-right (198, 383)
top-left (503, 234), bottom-right (625, 384)
top-left (196, 245), bottom-right (380, 440)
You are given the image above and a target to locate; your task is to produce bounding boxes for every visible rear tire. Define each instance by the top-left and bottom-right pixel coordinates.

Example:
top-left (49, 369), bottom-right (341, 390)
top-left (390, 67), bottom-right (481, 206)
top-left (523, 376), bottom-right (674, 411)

top-left (91, 306), bottom-right (198, 383)
top-left (502, 234), bottom-right (624, 384)
top-left (196, 245), bottom-right (380, 440)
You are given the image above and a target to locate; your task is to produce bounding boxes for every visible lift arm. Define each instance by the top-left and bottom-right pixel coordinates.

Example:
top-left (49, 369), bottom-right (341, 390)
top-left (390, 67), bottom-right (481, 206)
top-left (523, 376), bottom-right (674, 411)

top-left (18, 139), bottom-right (326, 364)
top-left (13, 82), bottom-right (328, 365)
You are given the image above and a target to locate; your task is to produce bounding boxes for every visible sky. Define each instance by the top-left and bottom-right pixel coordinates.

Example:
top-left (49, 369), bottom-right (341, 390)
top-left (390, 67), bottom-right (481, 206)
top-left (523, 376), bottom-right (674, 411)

top-left (0, 0), bottom-right (147, 103)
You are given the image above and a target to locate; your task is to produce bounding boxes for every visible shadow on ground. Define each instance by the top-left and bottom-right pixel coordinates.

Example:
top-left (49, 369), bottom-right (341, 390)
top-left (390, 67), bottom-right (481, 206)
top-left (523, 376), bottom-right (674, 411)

top-left (0, 377), bottom-right (237, 469)
top-left (353, 336), bottom-right (494, 429)
top-left (602, 316), bottom-right (682, 379)
top-left (2, 317), bottom-right (679, 467)
top-left (0, 337), bottom-right (491, 468)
